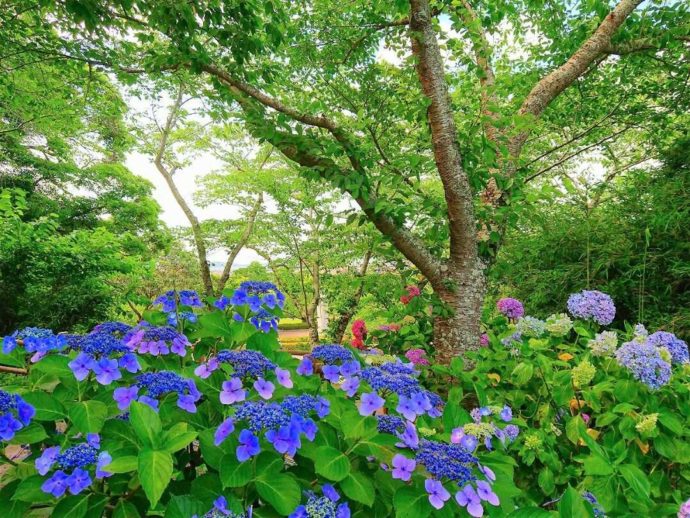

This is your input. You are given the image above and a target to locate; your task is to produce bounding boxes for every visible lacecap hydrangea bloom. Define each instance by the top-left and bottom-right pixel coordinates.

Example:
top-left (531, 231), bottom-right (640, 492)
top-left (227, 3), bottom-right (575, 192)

top-left (0, 389), bottom-right (35, 441)
top-left (588, 331), bottom-right (618, 357)
top-left (214, 281), bottom-right (284, 332)
top-left (195, 349), bottom-right (276, 380)
top-left (113, 371), bottom-right (202, 412)
top-left (36, 435), bottom-right (112, 497)
top-left (289, 485), bottom-right (350, 518)
top-left (514, 316), bottom-right (546, 338)
top-left (154, 289), bottom-right (204, 312)
top-left (123, 323), bottom-right (191, 357)
top-left (68, 331), bottom-right (141, 385)
top-left (545, 313), bottom-right (573, 336)
top-left (496, 298), bottom-right (524, 320)
top-left (615, 340), bottom-right (671, 390)
top-left (646, 331), bottom-right (689, 364)
top-left (2, 327), bottom-right (68, 362)
top-left (567, 290), bottom-right (615, 325)
top-left (214, 396), bottom-right (329, 460)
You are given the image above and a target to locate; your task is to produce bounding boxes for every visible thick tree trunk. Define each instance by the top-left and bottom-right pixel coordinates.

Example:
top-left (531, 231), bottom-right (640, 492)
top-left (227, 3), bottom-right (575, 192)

top-left (431, 264), bottom-right (486, 365)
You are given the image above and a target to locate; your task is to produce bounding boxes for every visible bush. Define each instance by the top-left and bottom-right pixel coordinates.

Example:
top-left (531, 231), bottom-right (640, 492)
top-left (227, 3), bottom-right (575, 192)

top-left (0, 282), bottom-right (522, 517)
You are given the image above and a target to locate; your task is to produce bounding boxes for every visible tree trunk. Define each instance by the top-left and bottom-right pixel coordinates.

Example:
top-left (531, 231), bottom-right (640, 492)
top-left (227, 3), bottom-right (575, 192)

top-left (332, 248), bottom-right (372, 344)
top-left (431, 263), bottom-right (485, 365)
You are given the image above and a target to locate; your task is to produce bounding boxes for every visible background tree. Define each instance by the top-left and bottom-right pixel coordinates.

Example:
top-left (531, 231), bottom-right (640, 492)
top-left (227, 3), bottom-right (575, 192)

top-left (10, 0), bottom-right (690, 361)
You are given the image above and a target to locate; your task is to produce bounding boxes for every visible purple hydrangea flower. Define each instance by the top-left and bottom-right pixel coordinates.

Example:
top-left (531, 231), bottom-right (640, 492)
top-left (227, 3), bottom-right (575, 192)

top-left (275, 367), bottom-right (293, 388)
top-left (456, 485), bottom-right (484, 517)
top-left (425, 479), bottom-right (451, 509)
top-left (322, 365), bottom-right (341, 383)
top-left (496, 298), bottom-right (524, 319)
top-left (236, 429), bottom-right (261, 462)
top-left (358, 392), bottom-right (384, 416)
top-left (615, 340), bottom-right (672, 390)
top-left (220, 378), bottom-right (247, 405)
top-left (113, 386), bottom-right (139, 411)
top-left (647, 331), bottom-right (689, 364)
top-left (254, 378), bottom-right (275, 400)
top-left (341, 376), bottom-right (360, 397)
top-left (391, 454), bottom-right (416, 481)
top-left (214, 417), bottom-right (235, 446)
top-left (567, 290), bottom-right (615, 325)
top-left (296, 357), bottom-right (313, 376)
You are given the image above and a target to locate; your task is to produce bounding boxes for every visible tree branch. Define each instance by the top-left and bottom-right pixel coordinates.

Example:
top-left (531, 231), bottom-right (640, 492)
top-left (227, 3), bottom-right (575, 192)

top-left (509, 0), bottom-right (644, 159)
top-left (409, 0), bottom-right (478, 266)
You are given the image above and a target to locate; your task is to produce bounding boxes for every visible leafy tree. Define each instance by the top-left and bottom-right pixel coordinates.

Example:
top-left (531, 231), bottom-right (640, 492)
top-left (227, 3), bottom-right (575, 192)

top-left (493, 134), bottom-right (690, 335)
top-left (10, 0), bottom-right (690, 361)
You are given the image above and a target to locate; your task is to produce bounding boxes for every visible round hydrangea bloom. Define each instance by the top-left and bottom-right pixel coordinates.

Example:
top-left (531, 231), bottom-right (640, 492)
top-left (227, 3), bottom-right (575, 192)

top-left (615, 341), bottom-right (671, 390)
top-left (646, 331), bottom-right (689, 364)
top-left (588, 331), bottom-right (618, 357)
top-left (572, 360), bottom-right (596, 388)
top-left (479, 333), bottom-right (489, 347)
top-left (545, 313), bottom-right (573, 336)
top-left (679, 498), bottom-right (690, 518)
top-left (515, 316), bottom-right (546, 338)
top-left (405, 348), bottom-right (430, 365)
top-left (496, 298), bottom-right (524, 320)
top-left (567, 290), bottom-right (615, 325)
top-left (0, 390), bottom-right (35, 441)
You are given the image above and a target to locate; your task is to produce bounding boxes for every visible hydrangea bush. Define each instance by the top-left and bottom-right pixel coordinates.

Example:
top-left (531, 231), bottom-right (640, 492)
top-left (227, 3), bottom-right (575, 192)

top-left (0, 283), bottom-right (520, 517)
top-left (454, 291), bottom-right (690, 516)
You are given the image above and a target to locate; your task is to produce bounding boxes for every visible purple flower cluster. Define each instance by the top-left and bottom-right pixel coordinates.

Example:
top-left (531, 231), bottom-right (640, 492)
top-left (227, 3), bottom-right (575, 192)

top-left (356, 362), bottom-right (444, 419)
top-left (310, 345), bottom-right (354, 365)
top-left (0, 390), bottom-right (35, 441)
top-left (113, 371), bottom-right (202, 413)
top-left (123, 323), bottom-right (191, 357)
top-left (91, 321), bottom-right (132, 338)
top-left (377, 415), bottom-right (405, 434)
top-left (615, 340), bottom-right (671, 390)
top-left (450, 405), bottom-right (519, 452)
top-left (195, 349), bottom-right (276, 380)
top-left (69, 332), bottom-right (141, 385)
top-left (36, 435), bottom-right (112, 497)
top-left (2, 327), bottom-right (68, 362)
top-left (214, 282), bottom-right (284, 332)
top-left (154, 289), bottom-right (204, 312)
top-left (582, 491), bottom-right (606, 517)
top-left (646, 331), bottom-right (689, 364)
top-left (496, 298), bottom-right (524, 320)
top-left (567, 290), bottom-right (616, 325)
top-left (214, 396), bottom-right (329, 460)
top-left (289, 486), bottom-right (350, 518)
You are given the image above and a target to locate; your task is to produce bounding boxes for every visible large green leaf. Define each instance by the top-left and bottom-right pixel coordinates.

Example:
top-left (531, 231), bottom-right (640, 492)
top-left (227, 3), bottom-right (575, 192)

top-left (220, 454), bottom-right (253, 488)
top-left (162, 423), bottom-right (197, 453)
top-left (113, 501), bottom-right (141, 518)
top-left (618, 464), bottom-right (650, 500)
top-left (255, 474), bottom-right (301, 515)
top-left (105, 455), bottom-right (138, 473)
top-left (138, 449), bottom-right (173, 508)
top-left (314, 446), bottom-right (351, 481)
top-left (21, 392), bottom-right (64, 421)
top-left (393, 486), bottom-right (430, 518)
top-left (129, 401), bottom-right (162, 448)
top-left (9, 423), bottom-right (47, 444)
top-left (51, 494), bottom-right (89, 518)
top-left (165, 495), bottom-right (206, 518)
top-left (69, 400), bottom-right (108, 434)
top-left (340, 472), bottom-right (375, 507)
top-left (558, 486), bottom-right (593, 518)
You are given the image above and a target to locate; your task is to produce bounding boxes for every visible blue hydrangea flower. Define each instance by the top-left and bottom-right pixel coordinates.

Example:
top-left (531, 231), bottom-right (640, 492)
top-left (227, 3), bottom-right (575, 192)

top-left (582, 491), bottom-right (606, 517)
top-left (646, 331), bottom-right (689, 364)
top-left (68, 331), bottom-right (140, 385)
top-left (113, 371), bottom-right (201, 413)
top-left (0, 390), bottom-right (35, 441)
top-left (123, 324), bottom-right (191, 357)
top-left (91, 321), bottom-right (132, 338)
top-left (567, 290), bottom-right (616, 325)
top-left (310, 345), bottom-right (354, 365)
top-left (197, 349), bottom-right (276, 380)
top-left (415, 440), bottom-right (478, 486)
top-left (514, 316), bottom-right (546, 338)
top-left (36, 438), bottom-right (112, 497)
top-left (289, 487), bottom-right (351, 518)
top-left (615, 340), bottom-right (671, 390)
top-left (2, 327), bottom-right (68, 362)
top-left (194, 496), bottom-right (251, 518)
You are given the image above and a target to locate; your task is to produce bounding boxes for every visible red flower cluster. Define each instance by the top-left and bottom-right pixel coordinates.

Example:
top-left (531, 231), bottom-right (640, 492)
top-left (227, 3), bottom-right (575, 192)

top-left (400, 285), bottom-right (421, 305)
top-left (351, 319), bottom-right (367, 349)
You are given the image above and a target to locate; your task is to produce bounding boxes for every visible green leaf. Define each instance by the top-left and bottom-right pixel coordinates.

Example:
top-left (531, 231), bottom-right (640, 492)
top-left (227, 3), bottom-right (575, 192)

top-left (69, 400), bottom-right (108, 434)
top-left (105, 455), bottom-right (138, 473)
top-left (255, 474), bottom-right (301, 515)
top-left (162, 423), bottom-right (197, 453)
top-left (138, 449), bottom-right (173, 508)
top-left (129, 401), bottom-right (162, 448)
top-left (393, 486), bottom-right (430, 518)
top-left (12, 475), bottom-right (53, 503)
top-left (52, 494), bottom-right (89, 518)
top-left (538, 467), bottom-right (555, 495)
top-left (558, 486), bottom-right (593, 518)
top-left (220, 454), bottom-right (253, 488)
top-left (583, 455), bottom-right (614, 476)
top-left (506, 508), bottom-right (553, 517)
top-left (618, 464), bottom-right (650, 499)
top-left (113, 501), bottom-right (141, 518)
top-left (314, 446), bottom-right (351, 481)
top-left (340, 472), bottom-right (375, 507)
top-left (658, 412), bottom-right (683, 435)
top-left (197, 312), bottom-right (235, 339)
top-left (165, 495), bottom-right (205, 518)
top-left (21, 392), bottom-right (65, 421)
top-left (512, 362), bottom-right (534, 385)
top-left (9, 423), bottom-right (47, 444)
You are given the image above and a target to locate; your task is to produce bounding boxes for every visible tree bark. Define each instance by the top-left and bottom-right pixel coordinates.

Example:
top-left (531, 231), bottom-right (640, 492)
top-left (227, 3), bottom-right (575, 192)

top-left (216, 192), bottom-right (263, 294)
top-left (154, 84), bottom-right (215, 296)
top-left (332, 248), bottom-right (372, 344)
